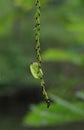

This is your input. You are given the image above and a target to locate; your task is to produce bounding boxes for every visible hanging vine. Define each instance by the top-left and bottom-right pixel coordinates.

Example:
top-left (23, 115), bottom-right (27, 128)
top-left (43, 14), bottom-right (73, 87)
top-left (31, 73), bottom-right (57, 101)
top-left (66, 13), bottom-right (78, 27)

top-left (30, 0), bottom-right (50, 108)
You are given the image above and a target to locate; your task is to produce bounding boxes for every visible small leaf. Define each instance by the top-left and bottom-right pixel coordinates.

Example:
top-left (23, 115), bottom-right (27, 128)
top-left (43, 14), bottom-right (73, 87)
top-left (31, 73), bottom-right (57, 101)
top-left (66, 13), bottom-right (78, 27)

top-left (30, 62), bottom-right (43, 79)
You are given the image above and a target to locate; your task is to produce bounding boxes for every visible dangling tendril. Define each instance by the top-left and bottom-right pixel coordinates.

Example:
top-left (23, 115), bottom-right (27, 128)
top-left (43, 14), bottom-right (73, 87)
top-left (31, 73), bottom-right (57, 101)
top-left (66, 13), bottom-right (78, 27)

top-left (33, 0), bottom-right (50, 108)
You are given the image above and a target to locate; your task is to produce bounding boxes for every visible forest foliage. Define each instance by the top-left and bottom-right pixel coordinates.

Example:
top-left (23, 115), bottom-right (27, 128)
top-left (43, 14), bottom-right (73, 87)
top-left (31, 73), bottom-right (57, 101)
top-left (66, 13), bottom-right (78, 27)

top-left (0, 0), bottom-right (84, 126)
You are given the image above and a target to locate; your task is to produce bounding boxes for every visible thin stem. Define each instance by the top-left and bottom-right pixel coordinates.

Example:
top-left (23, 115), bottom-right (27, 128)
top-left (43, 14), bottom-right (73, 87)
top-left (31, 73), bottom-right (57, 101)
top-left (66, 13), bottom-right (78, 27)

top-left (35, 0), bottom-right (50, 108)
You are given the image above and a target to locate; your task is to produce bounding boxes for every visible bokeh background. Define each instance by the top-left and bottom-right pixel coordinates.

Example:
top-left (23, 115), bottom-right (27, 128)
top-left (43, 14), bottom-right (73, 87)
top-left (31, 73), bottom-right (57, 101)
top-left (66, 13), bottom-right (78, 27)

top-left (0, 0), bottom-right (84, 130)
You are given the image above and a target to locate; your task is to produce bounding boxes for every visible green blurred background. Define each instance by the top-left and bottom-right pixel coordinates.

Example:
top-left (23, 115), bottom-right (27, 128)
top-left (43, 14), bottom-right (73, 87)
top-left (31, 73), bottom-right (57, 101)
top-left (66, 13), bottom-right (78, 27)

top-left (0, 0), bottom-right (84, 130)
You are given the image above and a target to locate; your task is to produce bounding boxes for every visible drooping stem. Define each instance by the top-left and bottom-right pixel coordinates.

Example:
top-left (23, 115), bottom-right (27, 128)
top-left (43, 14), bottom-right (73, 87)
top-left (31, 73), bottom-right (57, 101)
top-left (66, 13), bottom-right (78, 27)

top-left (35, 0), bottom-right (41, 67)
top-left (34, 0), bottom-right (50, 108)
